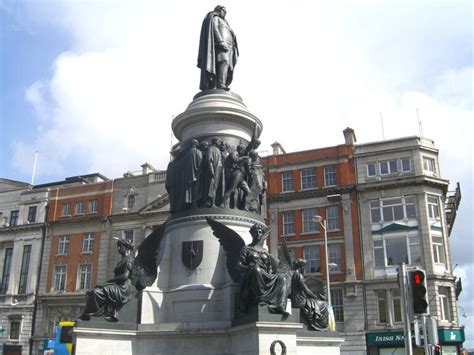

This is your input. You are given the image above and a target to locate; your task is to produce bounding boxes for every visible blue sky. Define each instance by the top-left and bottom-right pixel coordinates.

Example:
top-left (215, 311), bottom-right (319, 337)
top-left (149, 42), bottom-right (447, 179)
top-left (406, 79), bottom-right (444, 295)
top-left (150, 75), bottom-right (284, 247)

top-left (1, 0), bottom-right (473, 347)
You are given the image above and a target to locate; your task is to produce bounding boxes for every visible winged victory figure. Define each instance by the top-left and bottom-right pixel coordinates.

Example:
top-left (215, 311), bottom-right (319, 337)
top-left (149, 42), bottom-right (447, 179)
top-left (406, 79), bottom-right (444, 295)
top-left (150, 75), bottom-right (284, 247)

top-left (206, 217), bottom-right (291, 314)
top-left (78, 223), bottom-right (167, 322)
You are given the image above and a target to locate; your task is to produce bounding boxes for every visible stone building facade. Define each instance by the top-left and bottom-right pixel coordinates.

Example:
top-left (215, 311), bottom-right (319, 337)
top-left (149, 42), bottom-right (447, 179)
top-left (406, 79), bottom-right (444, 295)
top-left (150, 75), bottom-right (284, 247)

top-left (0, 179), bottom-right (48, 355)
top-left (354, 136), bottom-right (463, 354)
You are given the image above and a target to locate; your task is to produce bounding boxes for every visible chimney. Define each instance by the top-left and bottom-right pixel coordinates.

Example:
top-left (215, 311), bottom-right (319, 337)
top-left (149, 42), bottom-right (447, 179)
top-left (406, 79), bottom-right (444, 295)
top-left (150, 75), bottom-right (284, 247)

top-left (141, 162), bottom-right (156, 175)
top-left (343, 127), bottom-right (357, 145)
top-left (271, 142), bottom-right (286, 156)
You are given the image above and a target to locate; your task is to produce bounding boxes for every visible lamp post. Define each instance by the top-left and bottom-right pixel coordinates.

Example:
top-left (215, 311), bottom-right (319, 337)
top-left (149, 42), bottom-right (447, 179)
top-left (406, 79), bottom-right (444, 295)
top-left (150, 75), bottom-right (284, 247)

top-left (313, 215), bottom-right (331, 305)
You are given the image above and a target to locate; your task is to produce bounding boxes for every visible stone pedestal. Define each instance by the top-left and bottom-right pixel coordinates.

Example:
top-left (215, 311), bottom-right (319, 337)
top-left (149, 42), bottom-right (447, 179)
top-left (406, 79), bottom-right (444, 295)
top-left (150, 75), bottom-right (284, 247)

top-left (74, 90), bottom-right (344, 354)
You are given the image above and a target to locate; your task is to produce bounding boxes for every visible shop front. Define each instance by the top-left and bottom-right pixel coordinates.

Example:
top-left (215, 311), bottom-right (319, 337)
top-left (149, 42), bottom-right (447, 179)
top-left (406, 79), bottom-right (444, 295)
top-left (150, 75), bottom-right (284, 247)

top-left (366, 328), bottom-right (465, 355)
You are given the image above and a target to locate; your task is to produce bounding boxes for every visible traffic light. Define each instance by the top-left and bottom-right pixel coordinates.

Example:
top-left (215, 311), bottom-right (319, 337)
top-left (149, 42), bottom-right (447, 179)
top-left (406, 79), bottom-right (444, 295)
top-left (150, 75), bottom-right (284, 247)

top-left (433, 344), bottom-right (441, 355)
top-left (408, 269), bottom-right (429, 315)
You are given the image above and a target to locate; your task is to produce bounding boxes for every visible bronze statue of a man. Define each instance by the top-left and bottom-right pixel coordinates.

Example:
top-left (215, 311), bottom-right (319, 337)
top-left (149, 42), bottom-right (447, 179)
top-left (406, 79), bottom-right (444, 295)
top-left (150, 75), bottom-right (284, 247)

top-left (197, 5), bottom-right (239, 91)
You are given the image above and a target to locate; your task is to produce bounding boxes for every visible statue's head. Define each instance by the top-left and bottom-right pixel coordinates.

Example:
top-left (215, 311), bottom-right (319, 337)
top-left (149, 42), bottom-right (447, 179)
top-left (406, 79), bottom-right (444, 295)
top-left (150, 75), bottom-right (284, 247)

top-left (237, 143), bottom-right (246, 155)
top-left (214, 5), bottom-right (226, 18)
top-left (116, 237), bottom-right (134, 255)
top-left (211, 137), bottom-right (221, 146)
top-left (250, 224), bottom-right (270, 244)
top-left (191, 139), bottom-right (199, 147)
top-left (293, 258), bottom-right (307, 270)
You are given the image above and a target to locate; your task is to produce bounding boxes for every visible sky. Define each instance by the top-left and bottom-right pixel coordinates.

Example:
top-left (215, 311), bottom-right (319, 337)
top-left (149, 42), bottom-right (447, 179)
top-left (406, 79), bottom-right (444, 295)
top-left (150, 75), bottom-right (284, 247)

top-left (0, 0), bottom-right (473, 347)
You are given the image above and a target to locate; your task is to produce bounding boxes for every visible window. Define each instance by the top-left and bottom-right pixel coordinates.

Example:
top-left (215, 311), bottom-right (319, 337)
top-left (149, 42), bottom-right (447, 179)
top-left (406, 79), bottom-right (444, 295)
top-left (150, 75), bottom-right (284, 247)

top-left (57, 235), bottom-right (69, 256)
top-left (301, 169), bottom-right (316, 190)
top-left (377, 290), bottom-right (387, 323)
top-left (54, 265), bottom-right (66, 291)
top-left (432, 236), bottom-right (445, 264)
top-left (367, 163), bottom-right (377, 177)
top-left (373, 235), bottom-right (422, 268)
top-left (427, 196), bottom-right (440, 219)
top-left (328, 244), bottom-right (342, 272)
top-left (88, 200), bottom-right (97, 213)
top-left (283, 211), bottom-right (295, 235)
top-left (379, 159), bottom-right (399, 175)
top-left (18, 245), bottom-right (31, 294)
top-left (282, 171), bottom-right (294, 192)
top-left (331, 289), bottom-right (344, 322)
top-left (62, 203), bottom-right (71, 216)
top-left (423, 157), bottom-right (436, 174)
top-left (326, 206), bottom-right (340, 231)
top-left (10, 320), bottom-right (21, 340)
top-left (0, 248), bottom-right (13, 294)
top-left (27, 206), bottom-right (37, 223)
top-left (82, 233), bottom-right (94, 253)
top-left (438, 287), bottom-right (451, 321)
top-left (78, 264), bottom-right (92, 290)
top-left (75, 201), bottom-right (84, 214)
top-left (401, 158), bottom-right (411, 172)
top-left (392, 289), bottom-right (402, 323)
top-left (370, 196), bottom-right (416, 223)
top-left (124, 230), bottom-right (134, 244)
top-left (304, 246), bottom-right (320, 274)
top-left (127, 195), bottom-right (136, 209)
top-left (302, 208), bottom-right (318, 233)
top-left (377, 289), bottom-right (402, 324)
top-left (10, 210), bottom-right (19, 225)
top-left (324, 166), bottom-right (337, 187)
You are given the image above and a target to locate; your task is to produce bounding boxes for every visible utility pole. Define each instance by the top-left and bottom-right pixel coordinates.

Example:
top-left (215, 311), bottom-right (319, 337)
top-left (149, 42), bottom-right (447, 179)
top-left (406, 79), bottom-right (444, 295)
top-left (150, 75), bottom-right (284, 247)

top-left (399, 263), bottom-right (413, 355)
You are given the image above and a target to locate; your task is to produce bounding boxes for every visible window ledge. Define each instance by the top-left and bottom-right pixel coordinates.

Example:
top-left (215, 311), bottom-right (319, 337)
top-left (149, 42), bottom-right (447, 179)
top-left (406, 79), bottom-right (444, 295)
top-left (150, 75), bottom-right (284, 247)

top-left (282, 234), bottom-right (296, 238)
top-left (300, 187), bottom-right (317, 192)
top-left (281, 190), bottom-right (295, 194)
top-left (300, 232), bottom-right (320, 236)
top-left (81, 251), bottom-right (93, 255)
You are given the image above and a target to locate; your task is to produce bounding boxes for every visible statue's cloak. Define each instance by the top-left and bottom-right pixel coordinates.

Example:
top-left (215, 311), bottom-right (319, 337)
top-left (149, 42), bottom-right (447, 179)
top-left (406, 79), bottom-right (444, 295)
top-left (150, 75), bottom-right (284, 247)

top-left (197, 11), bottom-right (239, 90)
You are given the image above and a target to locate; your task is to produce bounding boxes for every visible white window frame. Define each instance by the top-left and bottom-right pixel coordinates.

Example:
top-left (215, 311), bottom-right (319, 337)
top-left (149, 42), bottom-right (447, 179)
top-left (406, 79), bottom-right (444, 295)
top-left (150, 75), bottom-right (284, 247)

top-left (432, 235), bottom-right (446, 264)
top-left (367, 163), bottom-right (377, 177)
top-left (391, 289), bottom-right (402, 323)
top-left (377, 289), bottom-right (388, 323)
top-left (53, 265), bottom-right (67, 291)
top-left (77, 264), bottom-right (92, 290)
top-left (324, 165), bottom-right (337, 187)
top-left (328, 244), bottom-right (342, 272)
top-left (370, 195), bottom-right (416, 223)
top-left (127, 195), bottom-right (136, 209)
top-left (57, 235), bottom-right (69, 256)
top-left (281, 171), bottom-right (294, 192)
top-left (438, 287), bottom-right (451, 321)
top-left (379, 159), bottom-right (398, 175)
top-left (427, 195), bottom-right (440, 220)
top-left (62, 203), bottom-right (71, 216)
top-left (300, 168), bottom-right (316, 190)
top-left (326, 206), bottom-right (340, 231)
top-left (303, 246), bottom-right (320, 274)
top-left (331, 288), bottom-right (344, 322)
top-left (75, 201), bottom-right (84, 215)
top-left (423, 157), bottom-right (437, 174)
top-left (373, 233), bottom-right (422, 268)
top-left (88, 199), bottom-right (97, 214)
top-left (9, 319), bottom-right (21, 340)
top-left (282, 211), bottom-right (295, 236)
top-left (82, 233), bottom-right (94, 254)
top-left (401, 158), bottom-right (411, 172)
top-left (302, 208), bottom-right (318, 233)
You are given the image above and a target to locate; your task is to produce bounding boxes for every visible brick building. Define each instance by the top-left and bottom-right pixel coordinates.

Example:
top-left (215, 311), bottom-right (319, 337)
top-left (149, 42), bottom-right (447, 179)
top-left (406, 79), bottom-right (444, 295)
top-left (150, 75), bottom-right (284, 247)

top-left (263, 128), bottom-right (366, 351)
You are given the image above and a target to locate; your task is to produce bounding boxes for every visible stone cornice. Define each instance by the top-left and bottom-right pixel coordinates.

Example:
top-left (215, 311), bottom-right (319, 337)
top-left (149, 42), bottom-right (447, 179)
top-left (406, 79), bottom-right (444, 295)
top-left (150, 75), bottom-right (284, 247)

top-left (267, 185), bottom-right (354, 203)
top-left (356, 175), bottom-right (449, 194)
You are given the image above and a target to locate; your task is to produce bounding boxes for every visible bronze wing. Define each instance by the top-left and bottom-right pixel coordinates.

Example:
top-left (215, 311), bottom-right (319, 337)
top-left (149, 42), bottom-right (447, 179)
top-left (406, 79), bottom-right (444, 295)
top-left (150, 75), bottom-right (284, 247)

top-left (133, 222), bottom-right (167, 291)
top-left (206, 217), bottom-right (245, 283)
top-left (278, 237), bottom-right (293, 272)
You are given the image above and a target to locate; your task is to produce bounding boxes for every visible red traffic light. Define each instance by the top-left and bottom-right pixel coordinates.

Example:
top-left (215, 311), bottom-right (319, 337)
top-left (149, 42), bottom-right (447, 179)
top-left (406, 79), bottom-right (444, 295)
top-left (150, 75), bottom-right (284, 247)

top-left (412, 270), bottom-right (425, 285)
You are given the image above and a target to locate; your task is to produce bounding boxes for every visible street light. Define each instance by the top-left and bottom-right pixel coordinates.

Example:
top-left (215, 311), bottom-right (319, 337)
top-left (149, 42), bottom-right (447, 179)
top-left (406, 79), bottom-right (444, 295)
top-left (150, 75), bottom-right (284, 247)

top-left (313, 215), bottom-right (332, 305)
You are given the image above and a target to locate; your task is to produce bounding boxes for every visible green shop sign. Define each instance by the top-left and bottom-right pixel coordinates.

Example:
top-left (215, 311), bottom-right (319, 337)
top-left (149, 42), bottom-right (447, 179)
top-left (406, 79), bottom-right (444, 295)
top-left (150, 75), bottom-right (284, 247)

top-left (367, 332), bottom-right (405, 346)
top-left (367, 329), bottom-right (465, 346)
top-left (438, 329), bottom-right (465, 343)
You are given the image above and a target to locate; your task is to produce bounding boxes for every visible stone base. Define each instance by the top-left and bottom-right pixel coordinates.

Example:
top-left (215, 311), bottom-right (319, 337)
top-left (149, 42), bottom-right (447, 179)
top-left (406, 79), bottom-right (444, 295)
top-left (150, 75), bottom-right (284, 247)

top-left (74, 307), bottom-right (344, 355)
